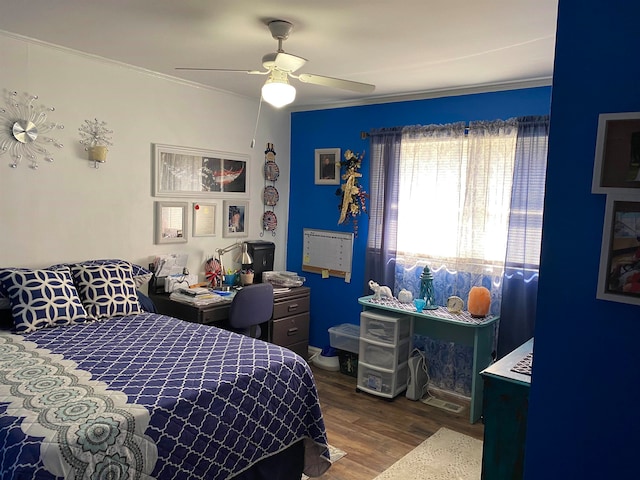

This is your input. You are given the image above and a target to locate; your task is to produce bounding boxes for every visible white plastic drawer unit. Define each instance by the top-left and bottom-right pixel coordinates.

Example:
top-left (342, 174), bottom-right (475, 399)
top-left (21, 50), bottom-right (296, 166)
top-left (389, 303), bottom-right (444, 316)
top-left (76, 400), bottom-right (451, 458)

top-left (357, 310), bottom-right (412, 399)
top-left (357, 362), bottom-right (409, 398)
top-left (360, 337), bottom-right (410, 370)
top-left (360, 311), bottom-right (411, 345)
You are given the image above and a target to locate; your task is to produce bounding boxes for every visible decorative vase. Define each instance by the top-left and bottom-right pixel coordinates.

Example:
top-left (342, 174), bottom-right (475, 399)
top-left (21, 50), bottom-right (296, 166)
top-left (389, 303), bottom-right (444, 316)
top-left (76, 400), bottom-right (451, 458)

top-left (88, 145), bottom-right (108, 163)
top-left (240, 273), bottom-right (254, 286)
top-left (467, 286), bottom-right (491, 317)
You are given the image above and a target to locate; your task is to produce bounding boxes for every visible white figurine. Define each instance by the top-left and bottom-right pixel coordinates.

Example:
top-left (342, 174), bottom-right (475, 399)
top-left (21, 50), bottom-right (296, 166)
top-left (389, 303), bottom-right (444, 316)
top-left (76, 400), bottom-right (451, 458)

top-left (398, 289), bottom-right (414, 303)
top-left (369, 280), bottom-right (393, 300)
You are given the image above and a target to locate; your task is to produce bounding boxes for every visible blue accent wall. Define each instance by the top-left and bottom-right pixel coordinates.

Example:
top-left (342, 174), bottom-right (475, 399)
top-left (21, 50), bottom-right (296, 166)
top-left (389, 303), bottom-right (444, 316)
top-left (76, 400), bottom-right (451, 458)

top-left (288, 87), bottom-right (552, 350)
top-left (288, 1), bottom-right (640, 476)
top-left (525, 1), bottom-right (640, 478)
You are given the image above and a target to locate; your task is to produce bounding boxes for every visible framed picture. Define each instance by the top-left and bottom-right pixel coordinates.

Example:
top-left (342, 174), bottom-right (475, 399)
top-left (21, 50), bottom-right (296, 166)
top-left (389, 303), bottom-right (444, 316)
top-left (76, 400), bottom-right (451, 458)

top-left (155, 201), bottom-right (188, 244)
top-left (314, 148), bottom-right (341, 185)
top-left (153, 143), bottom-right (249, 197)
top-left (223, 200), bottom-right (249, 238)
top-left (592, 112), bottom-right (640, 194)
top-left (597, 195), bottom-right (640, 305)
top-left (192, 202), bottom-right (217, 237)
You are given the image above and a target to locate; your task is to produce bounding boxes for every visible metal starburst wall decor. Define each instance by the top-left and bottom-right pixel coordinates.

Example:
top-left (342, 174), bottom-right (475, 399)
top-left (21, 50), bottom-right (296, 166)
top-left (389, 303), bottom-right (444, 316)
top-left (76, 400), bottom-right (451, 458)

top-left (78, 118), bottom-right (113, 149)
top-left (0, 90), bottom-right (64, 169)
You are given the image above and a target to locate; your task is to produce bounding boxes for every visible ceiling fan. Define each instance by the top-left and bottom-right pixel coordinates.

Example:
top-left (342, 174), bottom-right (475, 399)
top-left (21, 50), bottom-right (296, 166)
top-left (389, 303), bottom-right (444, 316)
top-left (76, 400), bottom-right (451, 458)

top-left (176, 20), bottom-right (375, 108)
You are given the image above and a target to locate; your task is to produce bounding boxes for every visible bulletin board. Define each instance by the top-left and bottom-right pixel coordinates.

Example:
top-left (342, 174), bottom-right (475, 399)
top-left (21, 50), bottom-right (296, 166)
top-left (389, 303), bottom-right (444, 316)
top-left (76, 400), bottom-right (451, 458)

top-left (302, 229), bottom-right (353, 278)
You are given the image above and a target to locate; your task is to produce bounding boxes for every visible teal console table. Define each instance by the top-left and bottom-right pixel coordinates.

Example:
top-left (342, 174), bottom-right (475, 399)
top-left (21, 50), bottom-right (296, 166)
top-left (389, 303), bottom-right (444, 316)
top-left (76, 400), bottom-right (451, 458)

top-left (358, 295), bottom-right (499, 423)
top-left (480, 338), bottom-right (533, 479)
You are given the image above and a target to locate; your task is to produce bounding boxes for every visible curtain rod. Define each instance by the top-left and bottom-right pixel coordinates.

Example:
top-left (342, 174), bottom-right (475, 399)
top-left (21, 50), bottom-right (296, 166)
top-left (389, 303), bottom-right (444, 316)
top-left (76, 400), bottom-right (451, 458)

top-left (362, 116), bottom-right (547, 140)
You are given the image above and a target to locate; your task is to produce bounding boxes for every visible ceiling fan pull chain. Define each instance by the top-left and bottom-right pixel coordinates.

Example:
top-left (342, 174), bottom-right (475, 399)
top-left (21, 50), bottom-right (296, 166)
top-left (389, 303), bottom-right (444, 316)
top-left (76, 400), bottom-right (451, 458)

top-left (250, 96), bottom-right (263, 148)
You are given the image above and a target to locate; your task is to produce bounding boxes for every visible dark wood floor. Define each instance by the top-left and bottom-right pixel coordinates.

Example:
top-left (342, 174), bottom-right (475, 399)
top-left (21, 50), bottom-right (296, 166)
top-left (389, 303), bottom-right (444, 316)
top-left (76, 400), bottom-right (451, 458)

top-left (310, 365), bottom-right (484, 480)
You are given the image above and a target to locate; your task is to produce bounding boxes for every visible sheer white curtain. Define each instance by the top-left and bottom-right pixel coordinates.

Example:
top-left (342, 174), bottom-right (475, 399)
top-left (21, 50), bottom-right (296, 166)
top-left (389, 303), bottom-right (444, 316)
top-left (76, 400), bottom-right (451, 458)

top-left (397, 119), bottom-right (518, 279)
top-left (398, 122), bottom-right (466, 262)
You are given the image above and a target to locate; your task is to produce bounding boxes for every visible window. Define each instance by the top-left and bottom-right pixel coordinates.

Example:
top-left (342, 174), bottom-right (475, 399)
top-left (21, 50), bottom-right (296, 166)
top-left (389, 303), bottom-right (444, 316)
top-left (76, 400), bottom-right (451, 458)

top-left (395, 121), bottom-right (518, 271)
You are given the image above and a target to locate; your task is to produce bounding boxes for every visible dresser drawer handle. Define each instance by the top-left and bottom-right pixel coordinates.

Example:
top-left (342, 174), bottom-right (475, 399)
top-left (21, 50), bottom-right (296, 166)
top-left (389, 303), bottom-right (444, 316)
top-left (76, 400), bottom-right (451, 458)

top-left (287, 327), bottom-right (299, 336)
top-left (287, 303), bottom-right (299, 312)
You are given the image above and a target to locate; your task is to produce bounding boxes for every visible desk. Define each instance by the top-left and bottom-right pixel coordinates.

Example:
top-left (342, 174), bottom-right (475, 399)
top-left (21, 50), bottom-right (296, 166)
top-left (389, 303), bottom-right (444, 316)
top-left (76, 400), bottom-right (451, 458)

top-left (149, 292), bottom-right (233, 325)
top-left (480, 338), bottom-right (533, 479)
top-left (150, 287), bottom-right (311, 358)
top-left (358, 296), bottom-right (499, 423)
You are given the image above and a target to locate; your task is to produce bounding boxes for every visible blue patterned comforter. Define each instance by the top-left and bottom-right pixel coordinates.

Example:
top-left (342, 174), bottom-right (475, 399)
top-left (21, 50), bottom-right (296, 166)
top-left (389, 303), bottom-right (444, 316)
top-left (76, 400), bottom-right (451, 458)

top-left (0, 313), bottom-right (330, 479)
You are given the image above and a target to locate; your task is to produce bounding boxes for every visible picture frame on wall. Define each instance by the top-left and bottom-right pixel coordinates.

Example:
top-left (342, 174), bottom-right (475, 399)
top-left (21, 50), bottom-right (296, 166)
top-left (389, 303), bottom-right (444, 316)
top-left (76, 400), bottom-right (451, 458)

top-left (153, 143), bottom-right (249, 197)
top-left (155, 201), bottom-right (188, 244)
top-left (192, 202), bottom-right (217, 237)
top-left (592, 112), bottom-right (640, 194)
top-left (314, 148), bottom-right (341, 185)
top-left (223, 200), bottom-right (249, 238)
top-left (597, 195), bottom-right (640, 306)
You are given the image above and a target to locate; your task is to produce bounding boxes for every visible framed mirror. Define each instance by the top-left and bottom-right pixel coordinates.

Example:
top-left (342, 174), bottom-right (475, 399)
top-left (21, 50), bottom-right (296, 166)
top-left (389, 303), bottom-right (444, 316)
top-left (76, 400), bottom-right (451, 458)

top-left (155, 201), bottom-right (188, 244)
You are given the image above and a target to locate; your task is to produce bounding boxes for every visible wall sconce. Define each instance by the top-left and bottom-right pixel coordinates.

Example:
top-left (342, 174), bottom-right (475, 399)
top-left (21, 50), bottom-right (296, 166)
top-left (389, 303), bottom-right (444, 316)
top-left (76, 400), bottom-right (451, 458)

top-left (0, 90), bottom-right (64, 169)
top-left (79, 118), bottom-right (113, 168)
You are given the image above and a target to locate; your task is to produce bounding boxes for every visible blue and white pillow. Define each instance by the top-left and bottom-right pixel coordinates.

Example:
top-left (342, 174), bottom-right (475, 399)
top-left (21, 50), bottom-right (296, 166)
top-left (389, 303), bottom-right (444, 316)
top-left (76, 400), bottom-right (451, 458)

top-left (0, 267), bottom-right (90, 333)
top-left (71, 263), bottom-right (142, 321)
top-left (50, 259), bottom-right (153, 289)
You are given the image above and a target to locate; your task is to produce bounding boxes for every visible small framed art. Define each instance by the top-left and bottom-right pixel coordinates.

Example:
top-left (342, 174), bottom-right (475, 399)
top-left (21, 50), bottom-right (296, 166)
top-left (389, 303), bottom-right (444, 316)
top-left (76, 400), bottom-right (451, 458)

top-left (192, 202), bottom-right (217, 237)
top-left (223, 200), bottom-right (249, 238)
top-left (314, 148), bottom-right (341, 185)
top-left (592, 112), bottom-right (640, 194)
top-left (597, 195), bottom-right (640, 305)
top-left (155, 201), bottom-right (188, 244)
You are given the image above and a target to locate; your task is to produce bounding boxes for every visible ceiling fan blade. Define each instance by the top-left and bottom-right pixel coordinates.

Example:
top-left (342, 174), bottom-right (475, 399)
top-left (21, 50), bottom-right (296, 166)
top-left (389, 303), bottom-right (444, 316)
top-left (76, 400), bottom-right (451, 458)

top-left (296, 73), bottom-right (375, 93)
top-left (175, 68), bottom-right (267, 75)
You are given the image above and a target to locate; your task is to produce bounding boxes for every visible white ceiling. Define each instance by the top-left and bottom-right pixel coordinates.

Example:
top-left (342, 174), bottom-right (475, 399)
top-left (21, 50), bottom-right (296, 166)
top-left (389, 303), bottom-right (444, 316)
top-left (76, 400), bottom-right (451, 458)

top-left (0, 0), bottom-right (558, 110)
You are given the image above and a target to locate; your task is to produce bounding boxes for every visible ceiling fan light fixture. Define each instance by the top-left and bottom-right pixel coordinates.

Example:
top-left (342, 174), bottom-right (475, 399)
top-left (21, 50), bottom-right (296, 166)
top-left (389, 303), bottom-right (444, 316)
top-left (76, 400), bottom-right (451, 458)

top-left (261, 73), bottom-right (296, 108)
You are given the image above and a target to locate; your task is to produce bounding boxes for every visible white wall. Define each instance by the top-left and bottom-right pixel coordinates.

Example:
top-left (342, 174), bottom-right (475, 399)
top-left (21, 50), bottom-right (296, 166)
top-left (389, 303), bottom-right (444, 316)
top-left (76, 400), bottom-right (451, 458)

top-left (0, 32), bottom-right (291, 284)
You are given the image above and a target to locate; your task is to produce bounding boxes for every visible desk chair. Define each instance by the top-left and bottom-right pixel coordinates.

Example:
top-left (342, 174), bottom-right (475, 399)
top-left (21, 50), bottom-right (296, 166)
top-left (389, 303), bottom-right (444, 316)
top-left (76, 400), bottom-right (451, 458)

top-left (227, 283), bottom-right (274, 338)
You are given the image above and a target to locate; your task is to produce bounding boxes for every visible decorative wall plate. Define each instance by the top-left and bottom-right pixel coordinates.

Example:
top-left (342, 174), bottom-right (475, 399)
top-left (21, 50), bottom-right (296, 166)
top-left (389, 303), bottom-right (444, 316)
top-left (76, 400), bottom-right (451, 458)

top-left (264, 161), bottom-right (280, 181)
top-left (262, 210), bottom-right (278, 231)
top-left (263, 185), bottom-right (279, 206)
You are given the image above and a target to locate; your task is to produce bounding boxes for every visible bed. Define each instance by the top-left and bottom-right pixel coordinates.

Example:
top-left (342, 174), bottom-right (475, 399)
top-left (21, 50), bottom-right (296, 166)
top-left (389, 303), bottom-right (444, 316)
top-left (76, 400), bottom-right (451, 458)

top-left (0, 260), bottom-right (330, 480)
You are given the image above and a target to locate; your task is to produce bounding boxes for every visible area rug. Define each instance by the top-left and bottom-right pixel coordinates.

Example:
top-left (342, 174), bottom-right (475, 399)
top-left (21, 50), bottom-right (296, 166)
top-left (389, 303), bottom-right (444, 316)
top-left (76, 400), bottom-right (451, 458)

top-left (373, 428), bottom-right (482, 480)
top-left (302, 444), bottom-right (346, 480)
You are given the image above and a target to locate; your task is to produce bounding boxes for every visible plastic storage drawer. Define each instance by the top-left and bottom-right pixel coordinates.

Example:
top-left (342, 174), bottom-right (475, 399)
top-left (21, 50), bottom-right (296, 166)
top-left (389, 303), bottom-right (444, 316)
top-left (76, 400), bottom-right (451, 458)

top-left (329, 323), bottom-right (361, 353)
top-left (360, 337), bottom-right (411, 370)
top-left (357, 361), bottom-right (409, 398)
top-left (360, 311), bottom-right (410, 344)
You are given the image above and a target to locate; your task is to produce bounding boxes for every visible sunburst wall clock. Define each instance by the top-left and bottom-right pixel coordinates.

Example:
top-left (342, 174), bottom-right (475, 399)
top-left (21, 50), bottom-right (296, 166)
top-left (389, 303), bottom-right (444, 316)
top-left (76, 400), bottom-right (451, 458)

top-left (0, 90), bottom-right (64, 169)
